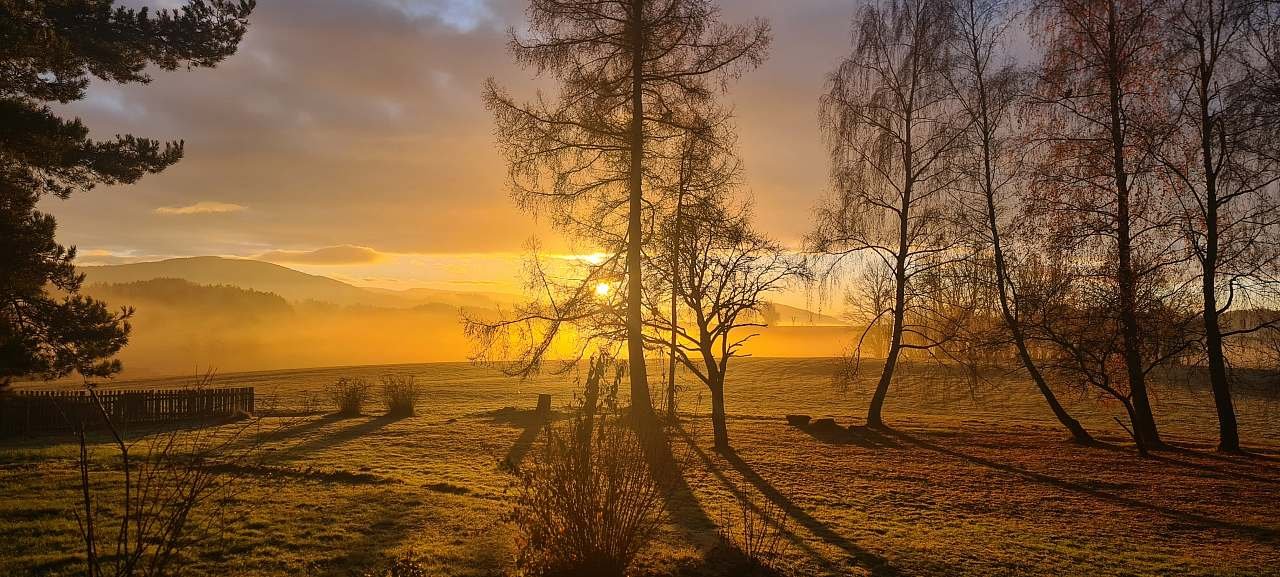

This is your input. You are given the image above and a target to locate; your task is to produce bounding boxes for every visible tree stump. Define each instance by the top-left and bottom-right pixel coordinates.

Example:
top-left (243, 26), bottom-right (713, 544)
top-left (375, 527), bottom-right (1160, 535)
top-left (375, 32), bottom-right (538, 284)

top-left (535, 394), bottom-right (551, 420)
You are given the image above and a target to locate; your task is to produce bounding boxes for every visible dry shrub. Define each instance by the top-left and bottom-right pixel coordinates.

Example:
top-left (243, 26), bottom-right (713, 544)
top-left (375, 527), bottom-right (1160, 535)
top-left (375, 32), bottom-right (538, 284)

top-left (380, 374), bottom-right (421, 417)
top-left (717, 497), bottom-right (791, 575)
top-left (328, 377), bottom-right (371, 416)
top-left (360, 552), bottom-right (429, 577)
top-left (509, 357), bottom-right (670, 577)
top-left (71, 374), bottom-right (266, 577)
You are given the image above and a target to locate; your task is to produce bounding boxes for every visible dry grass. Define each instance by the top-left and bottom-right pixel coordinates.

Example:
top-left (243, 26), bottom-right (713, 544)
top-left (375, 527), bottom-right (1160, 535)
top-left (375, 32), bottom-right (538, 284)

top-left (2, 358), bottom-right (1277, 577)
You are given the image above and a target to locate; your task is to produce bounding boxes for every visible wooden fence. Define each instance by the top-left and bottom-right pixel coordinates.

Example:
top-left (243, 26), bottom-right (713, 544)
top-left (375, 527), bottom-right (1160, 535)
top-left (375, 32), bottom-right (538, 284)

top-left (0, 387), bottom-right (254, 436)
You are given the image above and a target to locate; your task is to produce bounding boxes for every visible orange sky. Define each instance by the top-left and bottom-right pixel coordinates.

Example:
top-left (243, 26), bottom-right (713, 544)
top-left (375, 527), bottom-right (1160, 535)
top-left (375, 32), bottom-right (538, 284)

top-left (45, 0), bottom-right (853, 302)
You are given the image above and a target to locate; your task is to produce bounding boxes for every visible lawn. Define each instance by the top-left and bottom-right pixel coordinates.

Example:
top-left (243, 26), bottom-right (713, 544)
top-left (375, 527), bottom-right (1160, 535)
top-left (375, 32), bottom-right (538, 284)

top-left (2, 358), bottom-right (1277, 576)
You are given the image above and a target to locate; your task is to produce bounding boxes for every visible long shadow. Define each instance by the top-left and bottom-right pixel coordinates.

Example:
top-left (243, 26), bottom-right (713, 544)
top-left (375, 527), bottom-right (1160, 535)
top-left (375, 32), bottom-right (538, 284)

top-left (673, 428), bottom-right (876, 575)
top-left (2, 414), bottom-right (250, 447)
top-left (483, 408), bottom-right (560, 471)
top-left (1144, 450), bottom-right (1280, 485)
top-left (280, 414), bottom-right (400, 460)
top-left (1164, 442), bottom-right (1280, 465)
top-left (884, 428), bottom-right (1279, 543)
top-left (641, 421), bottom-right (720, 543)
top-left (500, 419), bottom-right (543, 471)
top-left (721, 446), bottom-right (901, 577)
top-left (798, 424), bottom-right (901, 449)
top-left (247, 413), bottom-right (343, 446)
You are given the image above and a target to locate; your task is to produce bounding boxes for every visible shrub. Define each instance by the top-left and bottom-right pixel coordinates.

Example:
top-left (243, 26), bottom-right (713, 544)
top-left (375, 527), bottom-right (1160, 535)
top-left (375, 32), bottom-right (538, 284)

top-left (717, 497), bottom-right (791, 575)
top-left (509, 357), bottom-right (670, 577)
top-left (328, 377), bottom-right (371, 416)
top-left (72, 384), bottom-right (265, 577)
top-left (361, 552), bottom-right (429, 577)
top-left (381, 374), bottom-right (421, 417)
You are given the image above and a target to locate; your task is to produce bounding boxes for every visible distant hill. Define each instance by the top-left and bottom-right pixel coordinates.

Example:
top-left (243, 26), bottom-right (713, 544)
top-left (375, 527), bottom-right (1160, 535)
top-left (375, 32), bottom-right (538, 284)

top-left (365, 286), bottom-right (524, 310)
top-left (79, 257), bottom-right (507, 310)
top-left (764, 302), bottom-right (848, 326)
top-left (79, 257), bottom-right (834, 321)
top-left (85, 278), bottom-right (293, 317)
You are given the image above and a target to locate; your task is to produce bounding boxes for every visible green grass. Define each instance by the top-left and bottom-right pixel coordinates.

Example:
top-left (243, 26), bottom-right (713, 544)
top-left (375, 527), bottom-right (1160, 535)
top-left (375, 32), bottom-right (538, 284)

top-left (2, 358), bottom-right (1278, 576)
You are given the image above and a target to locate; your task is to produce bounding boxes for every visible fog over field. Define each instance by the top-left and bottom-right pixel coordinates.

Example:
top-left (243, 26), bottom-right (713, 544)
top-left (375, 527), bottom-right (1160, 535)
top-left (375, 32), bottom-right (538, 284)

top-left (73, 257), bottom-right (855, 377)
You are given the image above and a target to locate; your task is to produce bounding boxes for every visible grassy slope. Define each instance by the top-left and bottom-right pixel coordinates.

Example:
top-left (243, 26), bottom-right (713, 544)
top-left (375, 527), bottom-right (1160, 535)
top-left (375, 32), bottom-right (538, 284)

top-left (2, 358), bottom-right (1277, 577)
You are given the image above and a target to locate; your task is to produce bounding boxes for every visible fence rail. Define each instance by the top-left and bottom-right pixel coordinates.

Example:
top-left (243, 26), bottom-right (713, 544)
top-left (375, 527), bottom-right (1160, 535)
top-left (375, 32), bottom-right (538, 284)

top-left (0, 387), bottom-right (254, 436)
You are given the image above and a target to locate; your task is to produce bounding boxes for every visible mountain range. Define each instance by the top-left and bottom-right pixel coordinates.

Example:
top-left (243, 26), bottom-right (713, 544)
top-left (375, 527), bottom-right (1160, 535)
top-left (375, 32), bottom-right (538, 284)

top-left (81, 256), bottom-right (520, 310)
top-left (80, 256), bottom-right (846, 324)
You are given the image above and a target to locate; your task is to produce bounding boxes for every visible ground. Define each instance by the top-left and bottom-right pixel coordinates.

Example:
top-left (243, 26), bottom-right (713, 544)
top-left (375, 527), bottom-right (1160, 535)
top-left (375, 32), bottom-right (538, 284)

top-left (2, 358), bottom-right (1278, 576)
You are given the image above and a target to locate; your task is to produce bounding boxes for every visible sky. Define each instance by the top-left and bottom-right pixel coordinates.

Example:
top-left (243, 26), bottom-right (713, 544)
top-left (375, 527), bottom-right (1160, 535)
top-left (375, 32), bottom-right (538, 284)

top-left (45, 0), bottom-right (855, 295)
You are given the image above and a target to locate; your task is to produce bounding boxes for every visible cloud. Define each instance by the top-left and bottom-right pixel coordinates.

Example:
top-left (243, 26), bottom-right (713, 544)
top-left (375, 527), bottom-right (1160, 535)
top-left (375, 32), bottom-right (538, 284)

top-left (46, 0), bottom-right (838, 259)
top-left (254, 245), bottom-right (388, 265)
top-left (73, 249), bottom-right (169, 266)
top-left (154, 201), bottom-right (247, 215)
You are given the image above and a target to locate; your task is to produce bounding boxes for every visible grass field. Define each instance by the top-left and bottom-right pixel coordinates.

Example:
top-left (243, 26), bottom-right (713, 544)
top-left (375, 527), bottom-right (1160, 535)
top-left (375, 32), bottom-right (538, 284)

top-left (2, 358), bottom-right (1278, 576)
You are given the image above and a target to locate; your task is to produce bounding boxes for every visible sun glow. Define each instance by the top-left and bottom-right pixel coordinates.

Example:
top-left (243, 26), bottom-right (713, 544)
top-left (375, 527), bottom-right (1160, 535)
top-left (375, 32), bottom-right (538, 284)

top-left (595, 282), bottom-right (611, 297)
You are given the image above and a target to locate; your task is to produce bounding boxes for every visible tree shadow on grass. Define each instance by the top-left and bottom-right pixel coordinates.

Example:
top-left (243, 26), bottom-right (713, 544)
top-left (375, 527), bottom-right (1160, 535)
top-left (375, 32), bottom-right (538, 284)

top-left (797, 424), bottom-right (901, 449)
top-left (671, 428), bottom-right (899, 577)
top-left (721, 447), bottom-right (901, 577)
top-left (1163, 441), bottom-right (1280, 465)
top-left (1142, 449), bottom-right (1280, 485)
top-left (500, 419), bottom-right (542, 471)
top-left (667, 542), bottom-right (786, 577)
top-left (883, 428), bottom-right (1279, 543)
top-left (482, 407), bottom-right (561, 471)
top-left (642, 422), bottom-right (720, 544)
top-left (279, 413), bottom-right (401, 460)
top-left (247, 413), bottom-right (344, 447)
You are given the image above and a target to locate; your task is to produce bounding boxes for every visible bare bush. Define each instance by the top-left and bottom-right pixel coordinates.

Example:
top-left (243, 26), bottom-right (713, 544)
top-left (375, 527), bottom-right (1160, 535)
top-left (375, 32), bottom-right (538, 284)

top-left (717, 497), bottom-right (791, 575)
top-left (380, 375), bottom-right (421, 417)
top-left (71, 377), bottom-right (265, 577)
top-left (360, 552), bottom-right (430, 577)
top-left (327, 377), bottom-right (371, 417)
top-left (509, 357), bottom-right (670, 577)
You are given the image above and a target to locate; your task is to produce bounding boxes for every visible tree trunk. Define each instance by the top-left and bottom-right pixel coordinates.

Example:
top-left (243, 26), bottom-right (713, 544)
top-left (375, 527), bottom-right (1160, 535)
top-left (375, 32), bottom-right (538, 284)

top-left (868, 257), bottom-right (907, 429)
top-left (1195, 58), bottom-right (1240, 453)
top-left (626, 0), bottom-right (652, 421)
top-left (1105, 0), bottom-right (1160, 448)
top-left (1205, 304), bottom-right (1239, 451)
top-left (667, 180), bottom-right (684, 421)
top-left (709, 376), bottom-right (729, 450)
top-left (976, 89), bottom-right (1092, 443)
top-left (869, 128), bottom-right (914, 429)
top-left (990, 219), bottom-right (1092, 444)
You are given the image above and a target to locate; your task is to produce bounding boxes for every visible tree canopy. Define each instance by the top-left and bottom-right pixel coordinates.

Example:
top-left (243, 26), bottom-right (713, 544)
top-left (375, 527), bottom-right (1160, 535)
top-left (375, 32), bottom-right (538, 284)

top-left (0, 0), bottom-right (255, 384)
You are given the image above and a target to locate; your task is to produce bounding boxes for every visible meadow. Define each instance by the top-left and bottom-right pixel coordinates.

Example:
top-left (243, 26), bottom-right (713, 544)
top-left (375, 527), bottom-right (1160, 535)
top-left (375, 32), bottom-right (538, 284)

top-left (2, 357), bottom-right (1278, 577)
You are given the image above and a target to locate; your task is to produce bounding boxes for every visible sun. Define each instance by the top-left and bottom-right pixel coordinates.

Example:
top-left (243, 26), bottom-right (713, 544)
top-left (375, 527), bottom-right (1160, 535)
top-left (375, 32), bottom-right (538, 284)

top-left (595, 282), bottom-right (611, 297)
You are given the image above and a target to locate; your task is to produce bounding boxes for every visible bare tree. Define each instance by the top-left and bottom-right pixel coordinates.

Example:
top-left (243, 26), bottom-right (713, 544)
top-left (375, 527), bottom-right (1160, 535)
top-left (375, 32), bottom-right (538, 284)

top-left (645, 196), bottom-right (808, 450)
top-left (944, 0), bottom-right (1094, 442)
top-left (1027, 0), bottom-right (1183, 448)
top-left (658, 118), bottom-right (742, 420)
top-left (810, 0), bottom-right (970, 428)
top-left (1016, 255), bottom-right (1198, 455)
top-left (483, 0), bottom-right (770, 421)
top-left (1155, 0), bottom-right (1280, 452)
